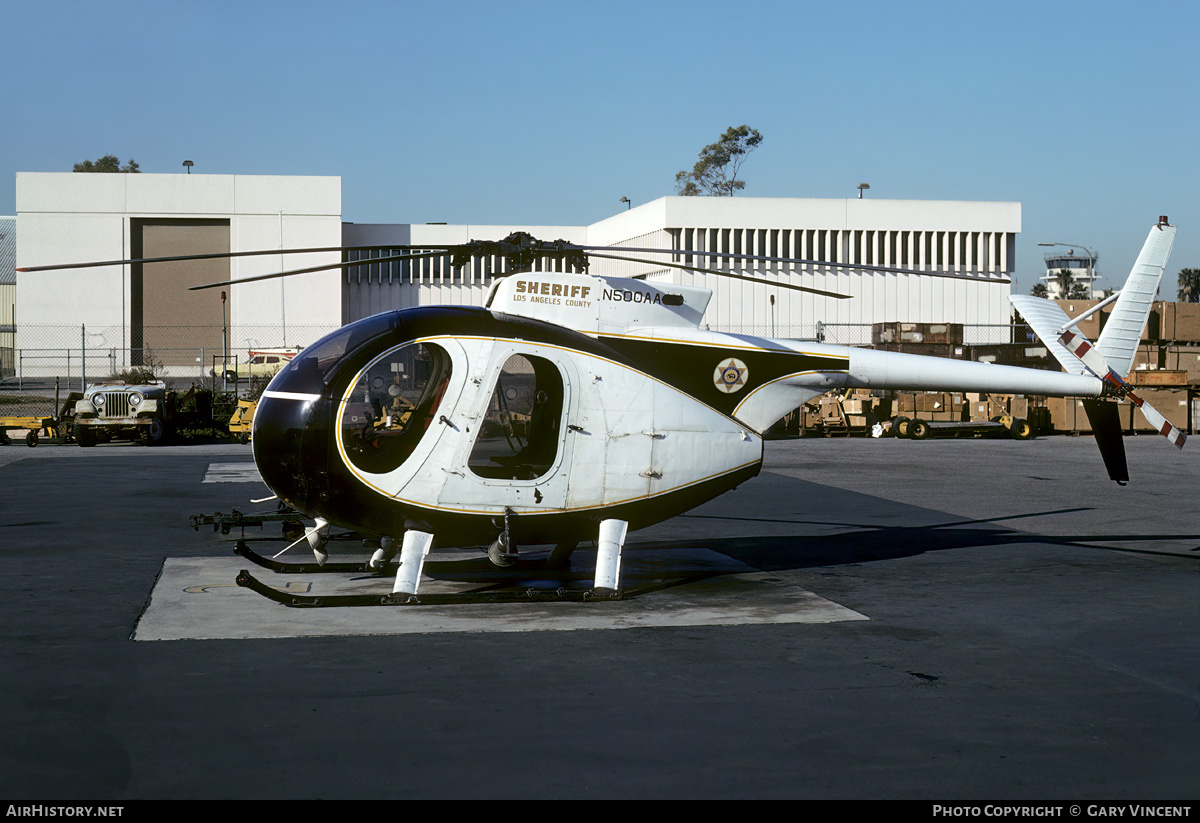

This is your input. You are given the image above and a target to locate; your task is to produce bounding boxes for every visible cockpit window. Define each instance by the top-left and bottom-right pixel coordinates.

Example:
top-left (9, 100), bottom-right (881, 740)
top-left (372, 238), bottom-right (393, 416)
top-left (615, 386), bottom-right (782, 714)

top-left (468, 354), bottom-right (564, 480)
top-left (270, 312), bottom-right (398, 394)
top-left (340, 342), bottom-right (452, 475)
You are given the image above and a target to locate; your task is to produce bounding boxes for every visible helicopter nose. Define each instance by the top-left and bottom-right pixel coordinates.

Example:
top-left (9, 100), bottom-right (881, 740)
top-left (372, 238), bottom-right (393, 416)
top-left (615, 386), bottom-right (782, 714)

top-left (251, 392), bottom-right (315, 509)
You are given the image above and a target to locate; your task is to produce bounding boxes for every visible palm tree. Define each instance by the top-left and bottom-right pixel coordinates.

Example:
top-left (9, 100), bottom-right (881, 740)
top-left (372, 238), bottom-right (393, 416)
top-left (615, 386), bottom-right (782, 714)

top-left (1055, 269), bottom-right (1075, 299)
top-left (1031, 283), bottom-right (1049, 298)
top-left (1178, 268), bottom-right (1200, 303)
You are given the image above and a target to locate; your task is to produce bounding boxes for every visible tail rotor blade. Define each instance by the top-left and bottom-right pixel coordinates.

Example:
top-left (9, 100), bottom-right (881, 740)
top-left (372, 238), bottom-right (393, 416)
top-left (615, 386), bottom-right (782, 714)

top-left (1057, 329), bottom-right (1112, 379)
top-left (1059, 329), bottom-right (1187, 451)
top-left (1127, 391), bottom-right (1187, 449)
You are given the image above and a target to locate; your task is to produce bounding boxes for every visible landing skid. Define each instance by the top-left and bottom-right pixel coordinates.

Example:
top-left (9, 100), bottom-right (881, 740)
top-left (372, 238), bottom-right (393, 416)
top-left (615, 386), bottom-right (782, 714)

top-left (232, 540), bottom-right (714, 607)
top-left (235, 539), bottom-right (397, 575)
top-left (234, 568), bottom-right (630, 606)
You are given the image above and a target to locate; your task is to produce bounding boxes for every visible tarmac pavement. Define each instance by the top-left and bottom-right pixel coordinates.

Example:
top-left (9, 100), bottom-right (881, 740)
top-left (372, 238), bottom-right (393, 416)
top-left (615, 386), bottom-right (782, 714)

top-left (0, 435), bottom-right (1196, 799)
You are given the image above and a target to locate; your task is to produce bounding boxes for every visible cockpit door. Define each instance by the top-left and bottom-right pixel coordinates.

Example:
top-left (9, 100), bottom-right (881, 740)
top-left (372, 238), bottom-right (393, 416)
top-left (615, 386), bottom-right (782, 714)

top-left (441, 344), bottom-right (574, 513)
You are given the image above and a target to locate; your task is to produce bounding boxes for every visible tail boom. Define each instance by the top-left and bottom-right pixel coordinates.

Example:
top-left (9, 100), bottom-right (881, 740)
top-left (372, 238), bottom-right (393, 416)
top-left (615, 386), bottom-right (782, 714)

top-left (844, 347), bottom-right (1104, 397)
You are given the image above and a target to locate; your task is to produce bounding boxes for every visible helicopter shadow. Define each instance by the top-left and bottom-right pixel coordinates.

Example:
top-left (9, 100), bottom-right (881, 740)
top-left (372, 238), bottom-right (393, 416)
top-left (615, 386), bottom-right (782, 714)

top-left (634, 465), bottom-right (1200, 576)
top-left (645, 511), bottom-right (1200, 575)
top-left (405, 502), bottom-right (1200, 596)
top-left (235, 474), bottom-right (1199, 597)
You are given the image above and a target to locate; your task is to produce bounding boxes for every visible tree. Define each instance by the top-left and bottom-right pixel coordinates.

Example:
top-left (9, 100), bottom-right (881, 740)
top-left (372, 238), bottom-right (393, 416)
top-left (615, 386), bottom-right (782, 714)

top-left (674, 125), bottom-right (763, 197)
top-left (1030, 282), bottom-right (1049, 298)
top-left (1054, 269), bottom-right (1075, 299)
top-left (1178, 268), bottom-right (1200, 303)
top-left (73, 155), bottom-right (140, 173)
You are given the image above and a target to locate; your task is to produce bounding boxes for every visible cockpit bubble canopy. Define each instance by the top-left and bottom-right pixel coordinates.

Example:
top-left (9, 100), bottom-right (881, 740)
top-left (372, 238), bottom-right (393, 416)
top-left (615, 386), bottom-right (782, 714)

top-left (339, 341), bottom-right (452, 475)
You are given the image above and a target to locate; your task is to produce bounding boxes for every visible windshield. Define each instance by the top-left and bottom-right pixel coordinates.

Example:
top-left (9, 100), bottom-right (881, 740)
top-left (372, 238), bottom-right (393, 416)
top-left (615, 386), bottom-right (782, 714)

top-left (268, 313), bottom-right (398, 395)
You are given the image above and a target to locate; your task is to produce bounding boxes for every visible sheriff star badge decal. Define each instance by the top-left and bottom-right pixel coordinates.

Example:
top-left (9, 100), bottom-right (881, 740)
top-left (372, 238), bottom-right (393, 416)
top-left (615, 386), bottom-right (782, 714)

top-left (713, 358), bottom-right (749, 394)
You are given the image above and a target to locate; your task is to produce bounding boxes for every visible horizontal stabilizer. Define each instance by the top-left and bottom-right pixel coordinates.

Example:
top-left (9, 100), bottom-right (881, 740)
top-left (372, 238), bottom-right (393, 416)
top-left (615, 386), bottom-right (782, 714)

top-left (1008, 295), bottom-right (1090, 375)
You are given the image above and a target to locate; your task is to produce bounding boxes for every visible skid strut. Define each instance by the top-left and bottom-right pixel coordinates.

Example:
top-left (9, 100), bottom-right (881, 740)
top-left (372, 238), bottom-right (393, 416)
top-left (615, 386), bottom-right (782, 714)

top-left (393, 530), bottom-right (433, 595)
top-left (594, 519), bottom-right (628, 593)
top-left (306, 518), bottom-right (330, 565)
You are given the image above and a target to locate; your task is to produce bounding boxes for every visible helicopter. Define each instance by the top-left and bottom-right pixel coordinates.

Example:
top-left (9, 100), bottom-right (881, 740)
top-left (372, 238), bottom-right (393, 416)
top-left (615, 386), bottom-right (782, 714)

top-left (19, 217), bottom-right (1185, 603)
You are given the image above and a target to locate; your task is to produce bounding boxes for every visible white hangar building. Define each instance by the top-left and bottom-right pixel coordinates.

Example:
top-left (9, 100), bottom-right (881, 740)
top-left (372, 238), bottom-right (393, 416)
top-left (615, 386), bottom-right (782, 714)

top-left (14, 172), bottom-right (1018, 374)
top-left (343, 196), bottom-right (1018, 341)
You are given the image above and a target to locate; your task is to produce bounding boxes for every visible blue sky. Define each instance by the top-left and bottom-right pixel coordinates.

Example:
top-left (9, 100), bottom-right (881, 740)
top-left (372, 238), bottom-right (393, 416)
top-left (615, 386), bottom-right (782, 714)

top-left (3, 0), bottom-right (1197, 296)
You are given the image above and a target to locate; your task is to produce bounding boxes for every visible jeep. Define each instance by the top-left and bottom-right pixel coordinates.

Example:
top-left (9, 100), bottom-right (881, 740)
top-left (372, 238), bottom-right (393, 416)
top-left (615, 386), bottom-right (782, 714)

top-left (74, 379), bottom-right (174, 446)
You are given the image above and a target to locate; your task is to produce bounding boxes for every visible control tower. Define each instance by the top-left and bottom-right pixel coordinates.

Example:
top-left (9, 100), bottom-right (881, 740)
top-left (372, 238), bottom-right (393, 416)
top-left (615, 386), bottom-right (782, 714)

top-left (1040, 247), bottom-right (1099, 299)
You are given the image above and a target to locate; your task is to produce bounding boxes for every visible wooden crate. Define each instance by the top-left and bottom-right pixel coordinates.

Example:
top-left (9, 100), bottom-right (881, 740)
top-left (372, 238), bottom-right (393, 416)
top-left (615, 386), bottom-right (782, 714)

top-left (1128, 370), bottom-right (1188, 387)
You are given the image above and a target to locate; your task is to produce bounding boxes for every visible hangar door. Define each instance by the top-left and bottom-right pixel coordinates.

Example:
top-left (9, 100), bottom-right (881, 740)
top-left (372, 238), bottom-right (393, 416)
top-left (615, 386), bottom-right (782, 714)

top-left (132, 219), bottom-right (229, 369)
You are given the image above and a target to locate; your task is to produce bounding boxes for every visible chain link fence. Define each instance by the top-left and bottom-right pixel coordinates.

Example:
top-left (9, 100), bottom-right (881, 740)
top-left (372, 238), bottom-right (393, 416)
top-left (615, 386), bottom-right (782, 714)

top-left (1, 324), bottom-right (337, 420)
top-left (1, 320), bottom-right (1038, 422)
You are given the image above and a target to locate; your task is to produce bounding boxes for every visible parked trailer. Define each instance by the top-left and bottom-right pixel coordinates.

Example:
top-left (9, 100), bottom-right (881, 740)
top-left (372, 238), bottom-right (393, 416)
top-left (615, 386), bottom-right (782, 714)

top-left (0, 416), bottom-right (59, 447)
top-left (891, 415), bottom-right (1033, 441)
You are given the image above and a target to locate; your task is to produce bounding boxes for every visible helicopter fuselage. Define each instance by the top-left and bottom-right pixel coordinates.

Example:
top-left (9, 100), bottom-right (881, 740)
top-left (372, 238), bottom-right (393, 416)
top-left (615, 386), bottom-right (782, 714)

top-left (252, 271), bottom-right (1104, 551)
top-left (251, 304), bottom-right (773, 548)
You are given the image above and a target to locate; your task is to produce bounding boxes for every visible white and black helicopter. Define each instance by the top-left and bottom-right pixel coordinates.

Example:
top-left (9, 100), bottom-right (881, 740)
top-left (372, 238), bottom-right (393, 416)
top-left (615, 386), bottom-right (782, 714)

top-left (21, 216), bottom-right (1186, 605)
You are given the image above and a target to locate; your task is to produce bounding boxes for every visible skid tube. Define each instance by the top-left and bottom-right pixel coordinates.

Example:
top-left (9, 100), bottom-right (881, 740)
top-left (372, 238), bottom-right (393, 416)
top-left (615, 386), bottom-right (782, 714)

top-left (235, 539), bottom-right (398, 575)
top-left (233, 542), bottom-right (722, 607)
top-left (234, 567), bottom-right (631, 607)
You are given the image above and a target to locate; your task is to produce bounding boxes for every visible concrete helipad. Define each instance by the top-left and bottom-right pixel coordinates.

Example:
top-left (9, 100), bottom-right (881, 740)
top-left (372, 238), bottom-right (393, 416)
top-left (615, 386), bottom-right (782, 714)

top-left (134, 549), bottom-right (868, 641)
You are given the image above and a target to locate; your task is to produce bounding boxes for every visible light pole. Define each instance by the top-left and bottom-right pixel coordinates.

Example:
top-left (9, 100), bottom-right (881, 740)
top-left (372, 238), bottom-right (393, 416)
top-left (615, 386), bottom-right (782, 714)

top-left (182, 160), bottom-right (194, 174)
top-left (857, 183), bottom-right (870, 199)
top-left (619, 197), bottom-right (631, 210)
top-left (221, 290), bottom-right (228, 390)
top-left (1037, 241), bottom-right (1098, 299)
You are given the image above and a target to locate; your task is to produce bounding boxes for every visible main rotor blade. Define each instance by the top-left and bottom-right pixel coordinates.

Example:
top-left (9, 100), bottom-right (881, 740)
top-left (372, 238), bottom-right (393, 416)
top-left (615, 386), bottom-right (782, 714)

top-left (16, 244), bottom-right (444, 273)
top-left (582, 251), bottom-right (852, 300)
top-left (572, 244), bottom-right (1011, 283)
top-left (187, 251), bottom-right (450, 291)
top-left (19, 237), bottom-right (1009, 285)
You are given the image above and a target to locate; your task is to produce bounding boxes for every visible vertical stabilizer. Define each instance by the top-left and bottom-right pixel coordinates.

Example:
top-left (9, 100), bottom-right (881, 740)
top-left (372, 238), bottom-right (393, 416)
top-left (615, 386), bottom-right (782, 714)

top-left (1082, 400), bottom-right (1129, 484)
top-left (1096, 218), bottom-right (1175, 378)
top-left (1012, 217), bottom-right (1187, 479)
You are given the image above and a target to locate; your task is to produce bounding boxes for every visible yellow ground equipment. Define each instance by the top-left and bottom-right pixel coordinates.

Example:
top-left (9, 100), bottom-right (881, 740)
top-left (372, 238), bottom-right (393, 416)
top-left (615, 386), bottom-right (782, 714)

top-left (0, 416), bottom-right (59, 447)
top-left (229, 400), bottom-right (257, 444)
